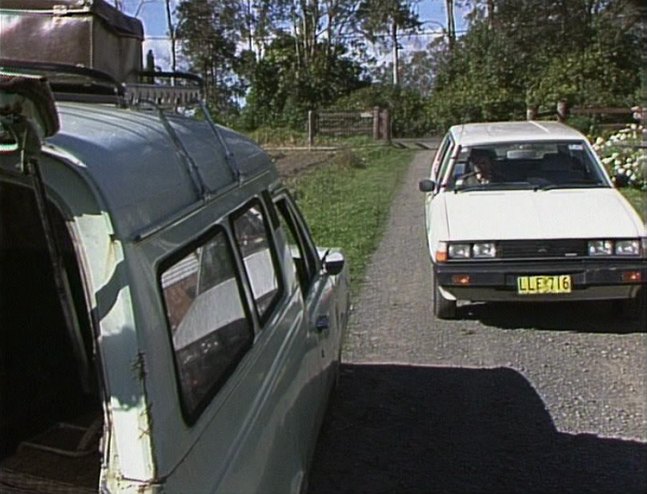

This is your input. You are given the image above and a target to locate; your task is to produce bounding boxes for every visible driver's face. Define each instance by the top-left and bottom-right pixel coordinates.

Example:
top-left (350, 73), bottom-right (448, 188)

top-left (473, 157), bottom-right (491, 175)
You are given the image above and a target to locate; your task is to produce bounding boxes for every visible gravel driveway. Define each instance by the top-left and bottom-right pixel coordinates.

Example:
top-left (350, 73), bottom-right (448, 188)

top-left (307, 149), bottom-right (647, 494)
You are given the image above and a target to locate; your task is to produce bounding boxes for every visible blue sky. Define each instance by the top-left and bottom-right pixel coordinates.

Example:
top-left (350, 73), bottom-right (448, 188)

top-left (120, 0), bottom-right (468, 69)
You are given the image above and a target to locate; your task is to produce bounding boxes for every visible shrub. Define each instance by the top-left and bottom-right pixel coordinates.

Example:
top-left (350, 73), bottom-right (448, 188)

top-left (592, 124), bottom-right (646, 190)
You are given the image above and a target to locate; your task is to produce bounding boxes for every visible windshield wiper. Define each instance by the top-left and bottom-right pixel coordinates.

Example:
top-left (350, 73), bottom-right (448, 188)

top-left (455, 182), bottom-right (536, 193)
top-left (538, 182), bottom-right (606, 191)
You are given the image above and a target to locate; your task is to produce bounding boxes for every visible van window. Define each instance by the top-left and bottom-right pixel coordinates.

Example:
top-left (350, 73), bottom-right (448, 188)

top-left (232, 200), bottom-right (282, 323)
top-left (160, 229), bottom-right (253, 422)
top-left (276, 196), bottom-right (318, 295)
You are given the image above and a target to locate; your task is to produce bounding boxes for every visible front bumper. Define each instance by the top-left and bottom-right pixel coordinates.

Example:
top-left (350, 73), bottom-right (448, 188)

top-left (434, 258), bottom-right (647, 302)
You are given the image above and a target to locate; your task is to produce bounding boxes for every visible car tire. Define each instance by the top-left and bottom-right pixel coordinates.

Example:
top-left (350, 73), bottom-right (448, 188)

top-left (433, 274), bottom-right (457, 319)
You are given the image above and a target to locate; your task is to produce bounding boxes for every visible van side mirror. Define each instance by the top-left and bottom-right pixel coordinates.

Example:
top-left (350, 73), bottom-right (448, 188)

top-left (418, 179), bottom-right (436, 192)
top-left (322, 250), bottom-right (345, 276)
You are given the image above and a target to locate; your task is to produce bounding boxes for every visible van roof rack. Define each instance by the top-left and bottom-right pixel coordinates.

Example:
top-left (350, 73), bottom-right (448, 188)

top-left (0, 59), bottom-right (205, 108)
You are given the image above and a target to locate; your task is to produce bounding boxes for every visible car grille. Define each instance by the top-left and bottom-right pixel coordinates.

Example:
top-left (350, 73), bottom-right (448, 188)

top-left (498, 239), bottom-right (588, 259)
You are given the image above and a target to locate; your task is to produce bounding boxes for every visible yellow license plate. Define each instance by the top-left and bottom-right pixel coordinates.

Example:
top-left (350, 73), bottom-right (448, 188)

top-left (517, 275), bottom-right (572, 295)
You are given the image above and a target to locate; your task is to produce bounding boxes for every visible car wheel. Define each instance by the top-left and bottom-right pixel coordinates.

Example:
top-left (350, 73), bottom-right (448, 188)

top-left (433, 274), bottom-right (457, 319)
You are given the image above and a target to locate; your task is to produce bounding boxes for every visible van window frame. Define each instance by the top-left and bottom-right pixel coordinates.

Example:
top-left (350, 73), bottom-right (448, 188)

top-left (230, 197), bottom-right (285, 327)
top-left (158, 224), bottom-right (254, 425)
top-left (274, 192), bottom-right (320, 296)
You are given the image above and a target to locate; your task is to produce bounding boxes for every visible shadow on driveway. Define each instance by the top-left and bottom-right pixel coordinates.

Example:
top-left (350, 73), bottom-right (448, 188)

top-left (308, 364), bottom-right (647, 494)
top-left (458, 300), bottom-right (646, 334)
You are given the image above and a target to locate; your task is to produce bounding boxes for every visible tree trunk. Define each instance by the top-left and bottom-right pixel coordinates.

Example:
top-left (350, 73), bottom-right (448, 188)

top-left (391, 19), bottom-right (399, 86)
top-left (165, 0), bottom-right (177, 72)
top-left (445, 0), bottom-right (456, 48)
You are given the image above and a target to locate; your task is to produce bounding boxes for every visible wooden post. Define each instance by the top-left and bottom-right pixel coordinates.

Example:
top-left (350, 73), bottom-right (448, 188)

top-left (372, 106), bottom-right (380, 140)
top-left (307, 110), bottom-right (316, 149)
top-left (381, 109), bottom-right (392, 143)
top-left (556, 99), bottom-right (569, 123)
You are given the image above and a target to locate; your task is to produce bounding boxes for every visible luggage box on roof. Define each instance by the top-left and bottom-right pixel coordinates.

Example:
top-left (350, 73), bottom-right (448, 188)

top-left (0, 0), bottom-right (144, 82)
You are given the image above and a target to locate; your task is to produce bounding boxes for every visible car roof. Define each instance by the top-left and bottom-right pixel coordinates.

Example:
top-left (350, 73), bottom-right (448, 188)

top-left (448, 121), bottom-right (588, 147)
top-left (43, 102), bottom-right (277, 240)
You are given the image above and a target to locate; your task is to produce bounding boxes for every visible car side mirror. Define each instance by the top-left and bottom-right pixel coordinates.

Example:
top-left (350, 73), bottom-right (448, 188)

top-left (322, 250), bottom-right (345, 276)
top-left (612, 174), bottom-right (630, 188)
top-left (418, 179), bottom-right (436, 192)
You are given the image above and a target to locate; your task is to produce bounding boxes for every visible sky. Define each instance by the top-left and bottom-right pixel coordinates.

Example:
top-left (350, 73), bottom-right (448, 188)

top-left (118, 0), bottom-right (468, 70)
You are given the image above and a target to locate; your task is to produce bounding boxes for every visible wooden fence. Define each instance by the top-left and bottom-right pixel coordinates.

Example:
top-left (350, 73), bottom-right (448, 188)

top-left (307, 107), bottom-right (391, 146)
top-left (527, 101), bottom-right (645, 130)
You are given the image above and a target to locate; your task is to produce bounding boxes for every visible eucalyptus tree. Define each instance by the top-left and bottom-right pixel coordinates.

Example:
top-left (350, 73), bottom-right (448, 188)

top-left (176, 0), bottom-right (244, 115)
top-left (356, 0), bottom-right (421, 86)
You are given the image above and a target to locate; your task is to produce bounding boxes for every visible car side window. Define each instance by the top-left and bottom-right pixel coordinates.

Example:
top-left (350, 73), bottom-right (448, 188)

top-left (232, 199), bottom-right (283, 323)
top-left (160, 228), bottom-right (253, 424)
top-left (275, 195), bottom-right (318, 296)
top-left (436, 138), bottom-right (458, 190)
top-left (431, 135), bottom-right (451, 181)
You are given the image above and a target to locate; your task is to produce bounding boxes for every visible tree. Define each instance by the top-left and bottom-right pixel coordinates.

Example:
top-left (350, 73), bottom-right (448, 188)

top-left (176, 0), bottom-right (244, 115)
top-left (426, 0), bottom-right (642, 130)
top-left (240, 33), bottom-right (369, 129)
top-left (356, 0), bottom-right (421, 86)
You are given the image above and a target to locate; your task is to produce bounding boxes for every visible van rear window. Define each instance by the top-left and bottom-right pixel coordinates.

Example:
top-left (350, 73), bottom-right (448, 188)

top-left (160, 229), bottom-right (253, 423)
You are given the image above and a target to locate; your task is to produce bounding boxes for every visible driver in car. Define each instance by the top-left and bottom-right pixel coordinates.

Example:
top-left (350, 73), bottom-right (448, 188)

top-left (460, 148), bottom-right (495, 185)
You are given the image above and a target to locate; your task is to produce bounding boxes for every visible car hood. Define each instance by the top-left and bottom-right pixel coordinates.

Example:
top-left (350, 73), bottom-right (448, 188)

top-left (443, 188), bottom-right (645, 240)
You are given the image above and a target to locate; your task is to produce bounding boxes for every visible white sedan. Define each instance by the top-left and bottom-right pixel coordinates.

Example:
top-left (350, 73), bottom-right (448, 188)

top-left (419, 121), bottom-right (647, 319)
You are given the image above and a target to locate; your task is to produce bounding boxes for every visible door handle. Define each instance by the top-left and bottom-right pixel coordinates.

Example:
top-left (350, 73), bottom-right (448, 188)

top-left (315, 314), bottom-right (330, 332)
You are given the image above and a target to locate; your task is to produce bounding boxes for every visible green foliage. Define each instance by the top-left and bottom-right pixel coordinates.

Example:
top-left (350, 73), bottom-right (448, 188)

top-left (592, 124), bottom-right (646, 190)
top-left (620, 188), bottom-right (646, 221)
top-left (285, 143), bottom-right (414, 292)
top-left (426, 0), bottom-right (641, 132)
top-left (238, 35), bottom-right (370, 130)
top-left (176, 0), bottom-right (244, 115)
top-left (333, 85), bottom-right (434, 137)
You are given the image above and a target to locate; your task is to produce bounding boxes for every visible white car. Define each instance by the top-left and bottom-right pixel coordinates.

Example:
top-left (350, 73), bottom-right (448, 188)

top-left (419, 121), bottom-right (647, 319)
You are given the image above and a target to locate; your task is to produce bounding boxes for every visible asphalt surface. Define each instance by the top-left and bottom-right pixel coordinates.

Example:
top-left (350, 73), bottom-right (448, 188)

top-left (307, 148), bottom-right (647, 494)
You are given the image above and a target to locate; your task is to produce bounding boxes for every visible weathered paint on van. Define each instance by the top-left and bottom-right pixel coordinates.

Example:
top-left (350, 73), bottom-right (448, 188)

top-left (0, 88), bottom-right (349, 492)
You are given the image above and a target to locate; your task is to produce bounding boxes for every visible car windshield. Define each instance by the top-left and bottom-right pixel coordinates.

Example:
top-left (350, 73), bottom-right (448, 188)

top-left (446, 141), bottom-right (609, 192)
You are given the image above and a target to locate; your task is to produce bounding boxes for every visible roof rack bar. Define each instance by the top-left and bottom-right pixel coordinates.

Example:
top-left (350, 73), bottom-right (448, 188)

top-left (136, 100), bottom-right (208, 198)
top-left (199, 100), bottom-right (241, 182)
top-left (137, 70), bottom-right (204, 87)
top-left (0, 58), bottom-right (125, 97)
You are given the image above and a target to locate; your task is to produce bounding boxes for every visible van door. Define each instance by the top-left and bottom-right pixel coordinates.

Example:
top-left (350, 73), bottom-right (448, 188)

top-left (274, 194), bottom-right (347, 398)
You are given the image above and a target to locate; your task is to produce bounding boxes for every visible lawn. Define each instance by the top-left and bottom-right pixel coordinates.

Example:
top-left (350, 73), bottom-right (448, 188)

top-left (285, 143), bottom-right (415, 295)
top-left (620, 188), bottom-right (646, 222)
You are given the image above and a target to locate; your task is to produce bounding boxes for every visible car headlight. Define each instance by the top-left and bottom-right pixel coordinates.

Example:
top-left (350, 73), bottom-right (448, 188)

top-left (448, 243), bottom-right (471, 259)
top-left (615, 239), bottom-right (640, 256)
top-left (588, 240), bottom-right (613, 256)
top-left (472, 242), bottom-right (497, 258)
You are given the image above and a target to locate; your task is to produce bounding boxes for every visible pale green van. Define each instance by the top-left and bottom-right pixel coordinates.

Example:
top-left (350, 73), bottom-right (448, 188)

top-left (0, 41), bottom-right (349, 494)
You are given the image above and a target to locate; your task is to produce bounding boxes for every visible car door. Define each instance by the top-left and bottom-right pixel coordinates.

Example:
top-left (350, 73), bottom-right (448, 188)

top-left (425, 137), bottom-right (460, 260)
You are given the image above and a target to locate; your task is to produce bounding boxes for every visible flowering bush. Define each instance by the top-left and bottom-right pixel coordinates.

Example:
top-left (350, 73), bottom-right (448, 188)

top-left (591, 124), bottom-right (646, 190)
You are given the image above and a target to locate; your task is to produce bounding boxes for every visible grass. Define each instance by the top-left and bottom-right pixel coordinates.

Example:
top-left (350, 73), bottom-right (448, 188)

top-left (286, 142), bottom-right (415, 295)
top-left (620, 188), bottom-right (646, 222)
